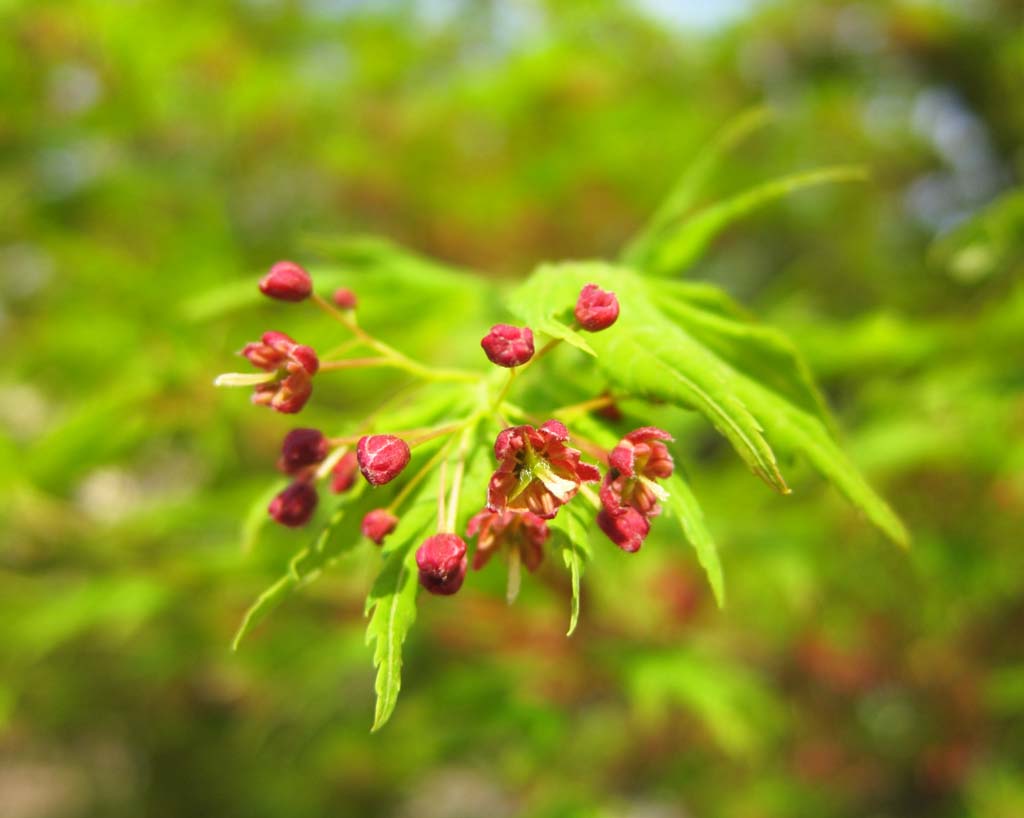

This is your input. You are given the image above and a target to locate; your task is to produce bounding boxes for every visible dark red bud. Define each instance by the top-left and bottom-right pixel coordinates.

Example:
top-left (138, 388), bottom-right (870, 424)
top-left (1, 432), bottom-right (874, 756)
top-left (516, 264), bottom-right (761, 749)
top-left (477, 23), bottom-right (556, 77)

top-left (415, 533), bottom-right (468, 595)
top-left (332, 288), bottom-right (358, 309)
top-left (574, 283), bottom-right (619, 332)
top-left (278, 428), bottom-right (328, 474)
top-left (357, 434), bottom-right (411, 486)
top-left (361, 509), bottom-right (399, 545)
top-left (330, 451), bottom-right (359, 493)
top-left (597, 507), bottom-right (649, 553)
top-left (481, 324), bottom-right (534, 368)
top-left (259, 261), bottom-right (312, 302)
top-left (268, 481), bottom-right (318, 527)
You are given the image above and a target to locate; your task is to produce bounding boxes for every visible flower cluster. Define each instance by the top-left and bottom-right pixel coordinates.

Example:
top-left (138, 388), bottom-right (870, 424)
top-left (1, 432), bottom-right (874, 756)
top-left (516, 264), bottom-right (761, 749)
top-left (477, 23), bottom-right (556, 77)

top-left (221, 264), bottom-right (676, 602)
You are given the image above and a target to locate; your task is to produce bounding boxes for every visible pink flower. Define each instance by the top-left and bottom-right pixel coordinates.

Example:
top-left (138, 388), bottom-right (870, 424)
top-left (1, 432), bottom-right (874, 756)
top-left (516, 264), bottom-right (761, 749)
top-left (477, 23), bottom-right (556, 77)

top-left (268, 481), bottom-right (318, 527)
top-left (601, 426), bottom-right (674, 517)
top-left (332, 288), bottom-right (358, 309)
top-left (416, 534), bottom-right (468, 595)
top-left (242, 331), bottom-right (319, 414)
top-left (278, 428), bottom-right (328, 476)
top-left (574, 283), bottom-right (619, 332)
top-left (361, 509), bottom-right (399, 546)
top-left (596, 506), bottom-right (650, 553)
top-left (467, 509), bottom-right (549, 571)
top-left (486, 420), bottom-right (600, 519)
top-left (330, 451), bottom-right (359, 494)
top-left (357, 434), bottom-right (411, 486)
top-left (259, 261), bottom-right (312, 302)
top-left (481, 324), bottom-right (534, 368)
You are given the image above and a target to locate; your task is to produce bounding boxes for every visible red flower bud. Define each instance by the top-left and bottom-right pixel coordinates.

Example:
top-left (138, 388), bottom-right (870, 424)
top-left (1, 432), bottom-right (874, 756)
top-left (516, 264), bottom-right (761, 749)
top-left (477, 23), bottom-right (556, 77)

top-left (278, 428), bottom-right (328, 475)
top-left (361, 509), bottom-right (399, 545)
top-left (332, 288), bottom-right (358, 309)
top-left (601, 426), bottom-right (674, 516)
top-left (574, 283), bottom-right (619, 332)
top-left (481, 324), bottom-right (534, 368)
top-left (259, 261), bottom-right (312, 302)
top-left (597, 506), bottom-right (649, 553)
top-left (330, 451), bottom-right (359, 494)
top-left (357, 434), bottom-right (411, 486)
top-left (268, 481), bottom-right (318, 527)
top-left (416, 533), bottom-right (468, 595)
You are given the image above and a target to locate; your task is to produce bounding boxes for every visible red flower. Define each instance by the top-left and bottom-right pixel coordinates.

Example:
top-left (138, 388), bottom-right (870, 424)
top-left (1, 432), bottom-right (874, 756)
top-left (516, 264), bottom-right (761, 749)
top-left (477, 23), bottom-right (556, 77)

top-left (574, 283), bottom-right (619, 332)
top-left (467, 509), bottom-right (549, 571)
top-left (259, 261), bottom-right (312, 302)
top-left (596, 506), bottom-right (649, 553)
top-left (357, 434), bottom-right (411, 486)
top-left (416, 534), bottom-right (468, 595)
top-left (481, 324), bottom-right (534, 368)
top-left (242, 331), bottom-right (319, 414)
top-left (330, 451), bottom-right (359, 494)
top-left (332, 288), bottom-right (358, 309)
top-left (486, 420), bottom-right (600, 519)
top-left (268, 481), bottom-right (318, 527)
top-left (278, 428), bottom-right (328, 476)
top-left (361, 509), bottom-right (399, 546)
top-left (601, 426), bottom-right (674, 517)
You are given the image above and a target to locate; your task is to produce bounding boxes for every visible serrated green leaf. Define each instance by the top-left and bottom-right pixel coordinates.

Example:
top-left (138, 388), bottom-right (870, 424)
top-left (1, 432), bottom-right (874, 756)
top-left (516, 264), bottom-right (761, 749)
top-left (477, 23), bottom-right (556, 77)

top-left (364, 495), bottom-right (437, 731)
top-left (658, 281), bottom-right (833, 428)
top-left (623, 106), bottom-right (773, 266)
top-left (512, 262), bottom-right (789, 494)
top-left (232, 482), bottom-right (368, 650)
top-left (510, 262), bottom-right (907, 546)
top-left (550, 498), bottom-right (593, 636)
top-left (662, 474), bottom-right (724, 607)
top-left (642, 165), bottom-right (867, 277)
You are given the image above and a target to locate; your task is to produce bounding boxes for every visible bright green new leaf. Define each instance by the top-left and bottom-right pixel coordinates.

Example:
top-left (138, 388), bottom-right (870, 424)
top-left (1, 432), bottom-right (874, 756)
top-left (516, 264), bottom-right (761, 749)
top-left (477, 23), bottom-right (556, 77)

top-left (510, 262), bottom-right (908, 546)
top-left (549, 496), bottom-right (593, 635)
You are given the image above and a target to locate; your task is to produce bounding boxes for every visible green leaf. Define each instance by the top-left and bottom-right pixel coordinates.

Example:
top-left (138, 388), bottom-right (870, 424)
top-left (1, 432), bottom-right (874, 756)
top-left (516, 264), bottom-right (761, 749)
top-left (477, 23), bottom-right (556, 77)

top-left (364, 494), bottom-right (437, 732)
top-left (513, 262), bottom-right (789, 494)
top-left (662, 474), bottom-right (724, 607)
top-left (623, 105), bottom-right (773, 266)
top-left (510, 262), bottom-right (908, 546)
top-left (232, 482), bottom-right (369, 650)
top-left (549, 498), bottom-right (593, 636)
top-left (641, 165), bottom-right (867, 277)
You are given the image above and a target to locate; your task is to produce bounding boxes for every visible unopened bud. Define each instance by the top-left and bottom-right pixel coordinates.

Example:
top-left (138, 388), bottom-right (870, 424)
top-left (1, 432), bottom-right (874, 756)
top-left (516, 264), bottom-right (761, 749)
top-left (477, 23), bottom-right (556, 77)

top-left (268, 481), bottom-right (318, 527)
top-left (330, 451), bottom-right (359, 493)
top-left (357, 434), bottom-right (411, 486)
top-left (259, 261), bottom-right (312, 302)
top-left (415, 533), bottom-right (468, 595)
top-left (278, 428), bottom-right (328, 475)
top-left (596, 506), bottom-right (649, 553)
top-left (481, 324), bottom-right (534, 368)
top-left (332, 288), bottom-right (358, 309)
top-left (361, 509), bottom-right (399, 545)
top-left (574, 283), bottom-right (619, 332)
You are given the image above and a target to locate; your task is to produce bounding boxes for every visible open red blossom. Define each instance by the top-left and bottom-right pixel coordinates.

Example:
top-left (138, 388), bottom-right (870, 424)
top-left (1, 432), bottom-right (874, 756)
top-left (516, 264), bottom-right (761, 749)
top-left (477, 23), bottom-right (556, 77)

top-left (416, 533), bottom-right (468, 595)
top-left (259, 261), bottom-right (312, 302)
top-left (268, 481), bottom-right (318, 527)
top-left (361, 509), bottom-right (398, 545)
top-left (278, 428), bottom-right (328, 475)
top-left (330, 451), bottom-right (359, 494)
top-left (467, 509), bottom-right (549, 571)
top-left (332, 288), bottom-right (357, 309)
top-left (357, 434), bottom-right (411, 486)
top-left (242, 331), bottom-right (319, 414)
top-left (486, 420), bottom-right (600, 519)
top-left (481, 324), bottom-right (534, 368)
top-left (574, 283), bottom-right (619, 332)
top-left (597, 506), bottom-right (650, 553)
top-left (601, 426), bottom-right (674, 516)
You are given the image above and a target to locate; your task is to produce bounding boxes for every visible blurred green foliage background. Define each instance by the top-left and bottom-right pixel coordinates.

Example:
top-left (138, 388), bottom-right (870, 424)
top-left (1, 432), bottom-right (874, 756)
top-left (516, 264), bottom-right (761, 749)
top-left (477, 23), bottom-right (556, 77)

top-left (2, 0), bottom-right (1023, 816)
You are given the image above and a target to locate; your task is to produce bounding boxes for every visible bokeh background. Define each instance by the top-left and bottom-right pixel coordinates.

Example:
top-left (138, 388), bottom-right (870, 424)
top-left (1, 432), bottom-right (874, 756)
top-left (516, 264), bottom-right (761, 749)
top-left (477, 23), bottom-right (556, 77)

top-left (2, 0), bottom-right (1023, 816)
